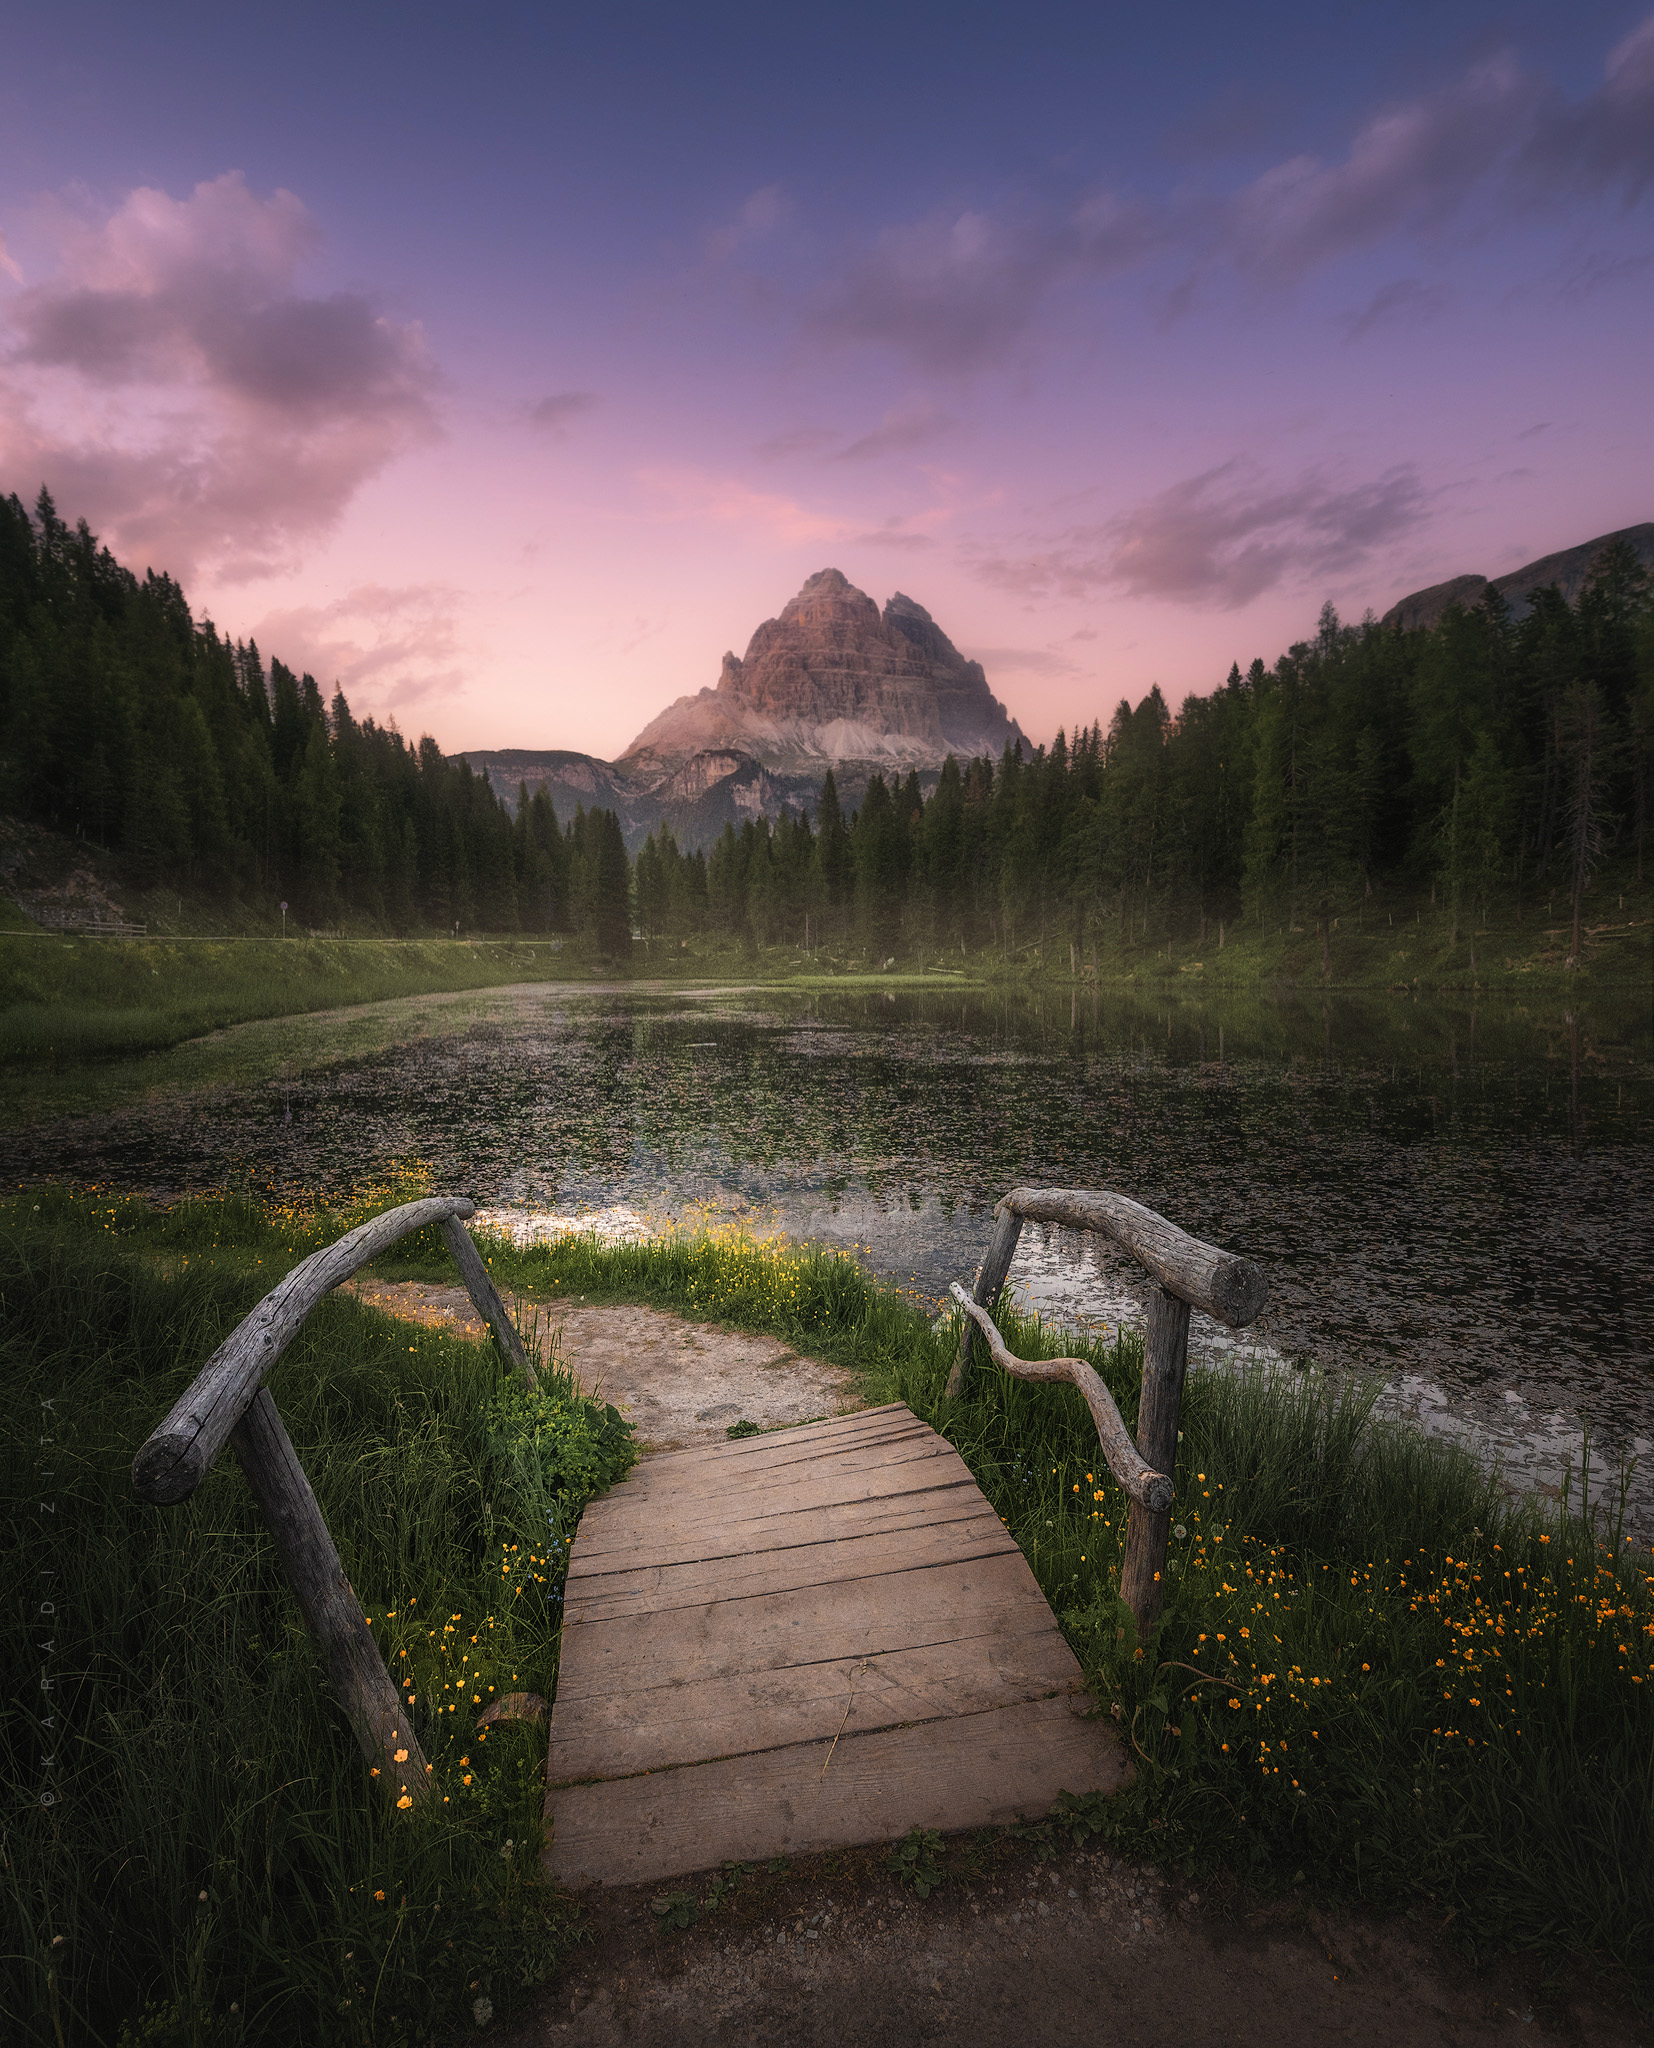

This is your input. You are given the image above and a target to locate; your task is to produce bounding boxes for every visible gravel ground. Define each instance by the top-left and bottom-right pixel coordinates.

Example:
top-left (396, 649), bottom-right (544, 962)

top-left (496, 1834), bottom-right (1646, 2048)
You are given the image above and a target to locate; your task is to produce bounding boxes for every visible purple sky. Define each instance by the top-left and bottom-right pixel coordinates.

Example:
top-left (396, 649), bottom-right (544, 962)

top-left (2, 1), bottom-right (1650, 758)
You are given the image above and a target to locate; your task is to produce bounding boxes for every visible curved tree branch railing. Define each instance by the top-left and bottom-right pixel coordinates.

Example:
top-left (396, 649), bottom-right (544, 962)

top-left (132, 1195), bottom-right (535, 1811)
top-left (947, 1187), bottom-right (1268, 1634)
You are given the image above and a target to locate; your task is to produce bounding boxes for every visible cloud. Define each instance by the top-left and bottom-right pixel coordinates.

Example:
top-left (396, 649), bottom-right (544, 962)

top-left (1523, 12), bottom-right (1654, 202)
top-left (248, 583), bottom-right (466, 712)
top-left (964, 458), bottom-right (1427, 609)
top-left (808, 189), bottom-right (1159, 371)
top-left (0, 232), bottom-right (21, 285)
top-left (526, 390), bottom-right (596, 434)
top-left (755, 426), bottom-right (838, 460)
top-left (963, 644), bottom-right (1084, 678)
top-left (838, 397), bottom-right (954, 461)
top-left (707, 184), bottom-right (788, 262)
top-left (1341, 276), bottom-right (1451, 340)
top-left (0, 171), bottom-right (436, 581)
top-left (1227, 55), bottom-right (1541, 280)
top-left (853, 516), bottom-right (936, 551)
top-left (804, 14), bottom-right (1654, 367)
top-left (638, 466), bottom-right (847, 546)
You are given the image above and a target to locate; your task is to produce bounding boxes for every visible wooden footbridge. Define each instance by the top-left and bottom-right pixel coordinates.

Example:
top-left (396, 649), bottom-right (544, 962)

top-left (133, 1188), bottom-right (1266, 1887)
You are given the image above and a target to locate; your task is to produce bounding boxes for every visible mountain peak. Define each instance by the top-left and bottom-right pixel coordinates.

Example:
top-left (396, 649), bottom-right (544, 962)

top-left (621, 571), bottom-right (1022, 776)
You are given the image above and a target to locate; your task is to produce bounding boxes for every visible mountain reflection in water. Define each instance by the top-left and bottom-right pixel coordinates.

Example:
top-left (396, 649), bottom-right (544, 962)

top-left (8, 980), bottom-right (1651, 1528)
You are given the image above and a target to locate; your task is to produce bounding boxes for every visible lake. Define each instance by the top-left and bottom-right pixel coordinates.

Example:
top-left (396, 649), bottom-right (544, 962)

top-left (6, 975), bottom-right (1652, 1529)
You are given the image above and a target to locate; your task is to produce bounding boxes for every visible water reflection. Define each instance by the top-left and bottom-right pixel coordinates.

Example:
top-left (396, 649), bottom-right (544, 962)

top-left (5, 979), bottom-right (1651, 1524)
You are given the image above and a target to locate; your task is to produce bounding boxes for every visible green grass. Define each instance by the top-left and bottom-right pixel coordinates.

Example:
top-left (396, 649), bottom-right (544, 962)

top-left (4, 852), bottom-right (1649, 1082)
top-left (378, 1210), bottom-right (1654, 1999)
top-left (5, 1188), bottom-right (1653, 2038)
top-left (0, 935), bottom-right (601, 1068)
top-left (1, 1207), bottom-right (635, 2048)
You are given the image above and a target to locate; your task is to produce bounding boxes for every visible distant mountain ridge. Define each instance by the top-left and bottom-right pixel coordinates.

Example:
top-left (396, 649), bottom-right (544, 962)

top-left (465, 569), bottom-right (1022, 851)
top-left (1381, 522), bottom-right (1654, 632)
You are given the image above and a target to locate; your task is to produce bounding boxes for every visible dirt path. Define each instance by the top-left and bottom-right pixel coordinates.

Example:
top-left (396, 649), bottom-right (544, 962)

top-left (492, 1833), bottom-right (1643, 2048)
top-left (346, 1281), bottom-right (1645, 2046)
top-left (341, 1280), bottom-right (863, 1450)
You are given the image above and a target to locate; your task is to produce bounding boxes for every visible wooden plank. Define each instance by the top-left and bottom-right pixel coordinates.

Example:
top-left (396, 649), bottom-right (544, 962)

top-left (613, 1406), bottom-right (919, 1493)
top-left (554, 1549), bottom-right (1050, 1701)
top-left (548, 1626), bottom-right (1083, 1783)
top-left (566, 1513), bottom-right (1019, 1623)
top-left (569, 1433), bottom-right (969, 1540)
top-left (581, 1423), bottom-right (958, 1516)
top-left (545, 1693), bottom-right (1132, 1889)
top-left (567, 1479), bottom-right (996, 1580)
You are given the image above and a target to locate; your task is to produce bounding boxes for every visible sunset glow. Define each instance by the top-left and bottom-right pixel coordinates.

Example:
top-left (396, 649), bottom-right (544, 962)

top-left (3, 1), bottom-right (1650, 757)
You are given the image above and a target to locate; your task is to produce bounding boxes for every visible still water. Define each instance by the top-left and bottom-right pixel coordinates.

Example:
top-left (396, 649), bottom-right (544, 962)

top-left (8, 978), bottom-right (1653, 1525)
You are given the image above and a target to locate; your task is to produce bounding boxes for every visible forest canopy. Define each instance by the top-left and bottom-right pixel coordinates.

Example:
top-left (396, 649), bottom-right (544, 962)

top-left (1, 487), bottom-right (1649, 964)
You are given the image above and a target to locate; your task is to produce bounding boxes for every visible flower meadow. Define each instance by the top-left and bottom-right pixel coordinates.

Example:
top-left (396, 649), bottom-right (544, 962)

top-left (3, 1180), bottom-right (1652, 2042)
top-left (1, 1192), bottom-right (634, 2048)
top-left (444, 1208), bottom-right (1654, 1995)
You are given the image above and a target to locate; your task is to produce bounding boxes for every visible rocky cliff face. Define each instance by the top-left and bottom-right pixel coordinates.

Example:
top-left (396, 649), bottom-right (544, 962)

top-left (1381, 523), bottom-right (1654, 631)
top-left (619, 569), bottom-right (1023, 775)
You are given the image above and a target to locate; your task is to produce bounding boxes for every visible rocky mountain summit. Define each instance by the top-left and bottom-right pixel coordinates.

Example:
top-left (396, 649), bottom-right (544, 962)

top-left (619, 569), bottom-right (1023, 776)
top-left (467, 570), bottom-right (1024, 850)
top-left (1381, 522), bottom-right (1654, 632)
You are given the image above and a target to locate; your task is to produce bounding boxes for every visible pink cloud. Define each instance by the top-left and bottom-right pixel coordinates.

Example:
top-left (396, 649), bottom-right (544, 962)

top-left (808, 191), bottom-right (1159, 370)
top-left (247, 583), bottom-right (467, 713)
top-left (1227, 55), bottom-right (1541, 280)
top-left (638, 466), bottom-right (849, 546)
top-left (1523, 11), bottom-right (1654, 202)
top-left (964, 459), bottom-right (1428, 610)
top-left (0, 171), bottom-right (436, 581)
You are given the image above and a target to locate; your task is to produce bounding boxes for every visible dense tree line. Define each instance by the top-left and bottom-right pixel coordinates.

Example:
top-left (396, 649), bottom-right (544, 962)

top-left (2, 488), bottom-right (1649, 966)
top-left (0, 489), bottom-right (633, 945)
top-left (637, 546), bottom-right (1654, 971)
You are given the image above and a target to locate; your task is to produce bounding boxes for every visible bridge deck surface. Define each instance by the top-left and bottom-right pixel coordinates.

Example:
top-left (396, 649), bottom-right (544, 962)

top-left (544, 1403), bottom-right (1130, 1888)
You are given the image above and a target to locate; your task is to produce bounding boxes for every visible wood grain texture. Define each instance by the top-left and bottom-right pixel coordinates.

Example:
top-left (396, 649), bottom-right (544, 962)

top-left (438, 1216), bottom-right (536, 1384)
top-left (946, 1206), bottom-right (1024, 1399)
top-left (567, 1484), bottom-right (996, 1584)
top-left (558, 1548), bottom-right (1047, 1700)
top-left (543, 1405), bottom-right (1130, 1888)
top-left (569, 1512), bottom-right (1016, 1622)
top-left (1118, 1285), bottom-right (1193, 1635)
top-left (132, 1194), bottom-right (478, 1505)
top-left (547, 1694), bottom-right (1131, 1889)
top-left (549, 1625), bottom-right (1084, 1782)
top-left (231, 1388), bottom-right (431, 1807)
top-left (948, 1284), bottom-right (1171, 1511)
top-left (999, 1187), bottom-right (1267, 1328)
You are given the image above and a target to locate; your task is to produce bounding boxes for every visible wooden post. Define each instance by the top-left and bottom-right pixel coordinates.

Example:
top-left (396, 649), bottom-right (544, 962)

top-left (231, 1388), bottom-right (433, 1807)
top-left (945, 1204), bottom-right (1024, 1400)
top-left (439, 1217), bottom-right (537, 1385)
top-left (1117, 1285), bottom-right (1192, 1636)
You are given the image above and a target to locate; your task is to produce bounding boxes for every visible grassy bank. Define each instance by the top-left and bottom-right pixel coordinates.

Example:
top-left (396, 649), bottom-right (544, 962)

top-left (0, 936), bottom-right (603, 1068)
top-left (5, 1187), bottom-right (1653, 2040)
top-left (393, 1211), bottom-right (1654, 2001)
top-left (1, 1197), bottom-right (635, 2048)
top-left (2, 856), bottom-right (1649, 1078)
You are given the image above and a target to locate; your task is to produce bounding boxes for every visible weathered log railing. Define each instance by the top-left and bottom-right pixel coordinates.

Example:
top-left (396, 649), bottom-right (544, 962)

top-left (947, 1187), bottom-right (1268, 1634)
top-left (131, 1195), bottom-right (534, 1811)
